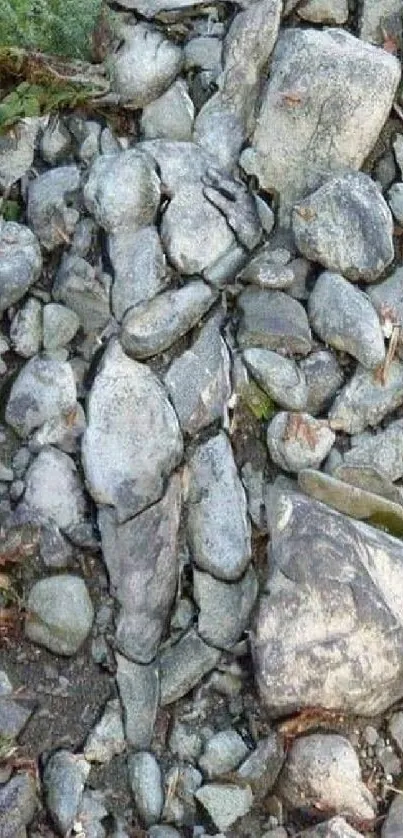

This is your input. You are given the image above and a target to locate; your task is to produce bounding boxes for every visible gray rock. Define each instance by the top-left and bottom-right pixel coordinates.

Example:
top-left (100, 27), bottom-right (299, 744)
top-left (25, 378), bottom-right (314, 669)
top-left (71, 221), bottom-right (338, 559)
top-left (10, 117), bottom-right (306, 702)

top-left (328, 361), bottom-right (403, 434)
top-left (10, 297), bottom-right (42, 358)
top-left (0, 772), bottom-right (37, 838)
top-left (25, 574), bottom-right (94, 656)
top-left (31, 403), bottom-right (86, 456)
top-left (243, 348), bottom-right (308, 411)
top-left (254, 481), bottom-right (403, 716)
top-left (300, 350), bottom-right (345, 416)
top-left (38, 521), bottom-right (73, 569)
top-left (0, 221), bottom-right (42, 314)
top-left (194, 566), bottom-right (258, 650)
top-left (53, 253), bottom-right (111, 334)
top-left (115, 0), bottom-right (207, 16)
top-left (368, 267), bottom-right (403, 349)
top-left (0, 671), bottom-right (12, 695)
top-left (0, 695), bottom-right (33, 739)
top-left (84, 699), bottom-right (125, 763)
top-left (141, 80), bottom-right (194, 141)
top-left (82, 340), bottom-right (183, 523)
top-left (162, 763), bottom-right (202, 825)
top-left (375, 149), bottom-right (398, 191)
top-left (6, 355), bottom-right (77, 439)
top-left (238, 245), bottom-right (294, 290)
top-left (43, 303), bottom-right (80, 350)
top-left (116, 653), bottom-right (159, 748)
top-left (360, 0), bottom-right (402, 45)
top-left (40, 118), bottom-right (72, 164)
top-left (382, 796), bottom-right (403, 838)
top-left (308, 272), bottom-right (385, 368)
top-left (240, 29), bottom-right (400, 223)
top-left (195, 783), bottom-right (253, 832)
top-left (111, 23), bottom-right (182, 106)
top-left (199, 730), bottom-right (249, 778)
top-left (71, 218), bottom-right (96, 258)
top-left (69, 117), bottom-right (101, 166)
top-left (27, 165), bottom-right (80, 250)
top-left (237, 734), bottom-right (285, 798)
top-left (149, 827), bottom-right (182, 838)
top-left (164, 312), bottom-right (231, 436)
top-left (109, 226), bottom-right (168, 322)
top-left (341, 420), bottom-right (403, 482)
top-left (330, 464), bottom-right (403, 505)
top-left (297, 0), bottom-right (349, 23)
top-left (0, 118), bottom-right (43, 188)
top-left (267, 412), bottom-right (335, 473)
top-left (203, 244), bottom-right (248, 290)
top-left (121, 281), bottom-right (216, 359)
top-left (184, 36), bottom-right (222, 73)
top-left (389, 711), bottom-right (403, 754)
top-left (293, 173), bottom-right (394, 282)
top-left (241, 462), bottom-right (267, 532)
top-left (202, 167), bottom-right (262, 251)
top-left (237, 289), bottom-right (312, 356)
top-left (186, 432), bottom-right (251, 581)
top-left (159, 628), bottom-right (221, 705)
top-left (98, 475), bottom-right (181, 663)
top-left (277, 734), bottom-right (375, 822)
top-left (388, 183), bottom-right (403, 224)
top-left (394, 134), bottom-right (403, 179)
top-left (21, 447), bottom-right (86, 531)
top-left (169, 721), bottom-right (203, 763)
top-left (128, 752), bottom-right (164, 826)
top-left (193, 98), bottom-right (247, 173)
top-left (77, 790), bottom-right (108, 838)
top-left (43, 750), bottom-right (90, 836)
top-left (84, 148), bottom-right (160, 233)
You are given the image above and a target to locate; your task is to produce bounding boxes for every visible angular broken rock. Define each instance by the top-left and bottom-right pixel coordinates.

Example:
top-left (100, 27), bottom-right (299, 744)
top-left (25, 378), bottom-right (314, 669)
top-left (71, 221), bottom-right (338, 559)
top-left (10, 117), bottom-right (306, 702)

top-left (6, 355), bottom-right (77, 439)
top-left (253, 481), bottom-right (403, 716)
top-left (82, 340), bottom-right (183, 523)
top-left (195, 783), bottom-right (253, 832)
top-left (159, 628), bottom-right (221, 705)
top-left (240, 28), bottom-right (400, 222)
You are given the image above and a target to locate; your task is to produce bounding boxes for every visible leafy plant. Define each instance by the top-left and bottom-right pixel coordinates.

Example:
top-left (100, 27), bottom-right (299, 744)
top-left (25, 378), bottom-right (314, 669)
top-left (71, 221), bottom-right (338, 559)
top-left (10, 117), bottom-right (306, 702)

top-left (0, 0), bottom-right (105, 60)
top-left (0, 79), bottom-right (97, 132)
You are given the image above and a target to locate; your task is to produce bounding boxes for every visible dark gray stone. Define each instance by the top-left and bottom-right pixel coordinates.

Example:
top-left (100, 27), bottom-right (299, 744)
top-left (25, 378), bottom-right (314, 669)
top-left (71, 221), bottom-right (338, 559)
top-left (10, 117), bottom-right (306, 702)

top-left (27, 166), bottom-right (80, 251)
top-left (43, 750), bottom-right (90, 836)
top-left (243, 348), bottom-right (308, 411)
top-left (194, 566), bottom-right (258, 650)
top-left (300, 350), bottom-right (345, 416)
top-left (328, 361), bottom-right (403, 434)
top-left (0, 118), bottom-right (41, 188)
top-left (5, 355), bottom-right (77, 439)
top-left (237, 288), bottom-right (312, 356)
top-left (116, 653), bottom-right (159, 749)
top-left (0, 221), bottom-right (42, 314)
top-left (201, 168), bottom-right (262, 251)
top-left (25, 574), bottom-right (94, 656)
top-left (159, 629), bottom-right (221, 705)
top-left (368, 267), bottom-right (403, 350)
top-left (0, 772), bottom-right (37, 838)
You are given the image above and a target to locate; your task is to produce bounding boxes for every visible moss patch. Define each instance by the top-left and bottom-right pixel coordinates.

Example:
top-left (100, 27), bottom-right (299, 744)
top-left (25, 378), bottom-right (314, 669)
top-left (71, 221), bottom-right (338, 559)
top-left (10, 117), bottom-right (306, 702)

top-left (0, 0), bottom-right (105, 60)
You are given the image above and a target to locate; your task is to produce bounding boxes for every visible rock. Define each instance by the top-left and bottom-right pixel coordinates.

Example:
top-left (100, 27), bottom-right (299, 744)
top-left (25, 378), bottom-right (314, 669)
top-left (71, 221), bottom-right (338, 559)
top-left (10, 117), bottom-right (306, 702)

top-left (121, 281), bottom-right (217, 359)
top-left (186, 432), bottom-right (251, 581)
top-left (238, 245), bottom-right (294, 290)
top-left (194, 566), bottom-right (258, 650)
top-left (202, 168), bottom-right (262, 251)
top-left (0, 695), bottom-right (33, 739)
top-left (340, 420), bottom-right (403, 482)
top-left (297, 0), bottom-right (349, 23)
top-left (164, 312), bottom-right (231, 435)
top-left (237, 289), bottom-right (312, 356)
top-left (0, 221), bottom-right (42, 314)
top-left (308, 272), bottom-right (385, 368)
top-left (1, 118), bottom-right (43, 190)
top-left (388, 183), bottom-right (403, 224)
top-left (84, 699), bottom-right (125, 763)
top-left (328, 361), bottom-right (403, 434)
top-left (162, 763), bottom-right (202, 825)
top-left (10, 297), bottom-right (42, 358)
top-left (360, 0), bottom-right (402, 46)
top-left (31, 403), bottom-right (86, 456)
top-left (300, 819), bottom-right (365, 838)
top-left (116, 653), bottom-right (159, 748)
top-left (109, 226), bottom-right (167, 322)
top-left (169, 721), bottom-right (203, 762)
top-left (82, 340), bottom-right (183, 523)
top-left (43, 750), bottom-right (90, 836)
top-left (394, 134), bottom-right (403, 178)
top-left (43, 303), bottom-right (80, 350)
top-left (115, 0), bottom-right (207, 16)
top-left (98, 475), bottom-right (181, 663)
top-left (195, 783), bottom-right (253, 832)
top-left (368, 267), bottom-right (403, 347)
top-left (254, 480), bottom-right (403, 715)
top-left (278, 734), bottom-right (375, 822)
top-left (267, 413), bottom-right (335, 473)
top-left (331, 464), bottom-right (403, 506)
top-left (241, 462), bottom-right (267, 532)
top-left (111, 23), bottom-right (182, 106)
top-left (141, 80), bottom-right (194, 140)
top-left (128, 755), bottom-right (163, 829)
top-left (237, 734), bottom-right (285, 798)
top-left (53, 254), bottom-right (111, 334)
top-left (6, 355), bottom-right (77, 439)
top-left (0, 772), bottom-right (37, 838)
top-left (199, 730), bottom-right (249, 778)
top-left (184, 36), bottom-right (222, 73)
top-left (293, 173), bottom-right (394, 282)
top-left (68, 117), bottom-right (101, 165)
top-left (389, 712), bottom-right (403, 753)
top-left (203, 244), bottom-right (248, 289)
top-left (27, 165), bottom-right (80, 250)
top-left (83, 148), bottom-right (160, 233)
top-left (243, 349), bottom-right (308, 411)
top-left (159, 628), bottom-right (221, 705)
top-left (300, 350), bottom-right (345, 416)
top-left (22, 447), bottom-right (86, 531)
top-left (149, 827), bottom-right (182, 838)
top-left (77, 790), bottom-right (108, 838)
top-left (40, 118), bottom-right (72, 164)
top-left (25, 574), bottom-right (94, 656)
top-left (382, 796), bottom-right (403, 838)
top-left (240, 28), bottom-right (400, 222)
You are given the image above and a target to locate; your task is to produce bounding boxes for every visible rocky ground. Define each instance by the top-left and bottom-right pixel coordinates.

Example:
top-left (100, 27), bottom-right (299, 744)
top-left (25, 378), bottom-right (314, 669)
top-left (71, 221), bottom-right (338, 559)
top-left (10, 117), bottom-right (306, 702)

top-left (3, 1), bottom-right (403, 837)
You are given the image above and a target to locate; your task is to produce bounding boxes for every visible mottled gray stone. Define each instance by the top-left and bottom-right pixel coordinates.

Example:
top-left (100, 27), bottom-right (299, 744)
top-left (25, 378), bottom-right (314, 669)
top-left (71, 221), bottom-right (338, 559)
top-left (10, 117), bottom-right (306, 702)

top-left (308, 272), bottom-right (385, 368)
top-left (297, 0), bottom-right (349, 23)
top-left (341, 420), bottom-right (403, 482)
top-left (184, 36), bottom-right (222, 73)
top-left (10, 297), bottom-right (42, 358)
top-left (241, 462), bottom-right (267, 532)
top-left (111, 23), bottom-right (182, 106)
top-left (141, 80), bottom-right (194, 141)
top-left (195, 783), bottom-right (253, 832)
top-left (53, 254), bottom-right (111, 334)
top-left (237, 734), bottom-right (285, 798)
top-left (382, 796), bottom-right (403, 838)
top-left (169, 721), bottom-right (203, 762)
top-left (84, 148), bottom-right (160, 233)
top-left (25, 575), bottom-right (94, 656)
top-left (6, 355), bottom-right (77, 439)
top-left (159, 629), bottom-right (221, 705)
top-left (0, 696), bottom-right (33, 739)
top-left (0, 118), bottom-right (43, 188)
top-left (360, 0), bottom-right (402, 45)
top-left (202, 168), bottom-right (262, 251)
top-left (121, 281), bottom-right (216, 360)
top-left (77, 790), bottom-right (108, 838)
top-left (43, 303), bottom-right (80, 350)
top-left (277, 734), bottom-right (375, 822)
top-left (388, 183), bottom-right (403, 224)
top-left (84, 699), bottom-right (125, 763)
top-left (22, 447), bottom-right (86, 532)
top-left (194, 566), bottom-right (258, 650)
top-left (109, 226), bottom-right (167, 322)
top-left (237, 288), bottom-right (312, 356)
top-left (368, 267), bottom-right (403, 349)
top-left (27, 165), bottom-right (80, 250)
top-left (116, 653), bottom-right (159, 749)
top-left (31, 403), bottom-right (86, 456)
top-left (164, 312), bottom-right (231, 435)
top-left (240, 29), bottom-right (400, 223)
top-left (40, 118), bottom-right (72, 164)
top-left (238, 245), bottom-right (294, 290)
top-left (43, 750), bottom-right (90, 836)
top-left (149, 827), bottom-right (182, 838)
top-left (389, 711), bottom-right (403, 753)
top-left (199, 730), bottom-right (249, 778)
top-left (328, 361), bottom-right (403, 434)
top-left (187, 432), bottom-right (251, 581)
top-left (128, 752), bottom-right (164, 827)
top-left (254, 481), bottom-right (403, 716)
top-left (267, 412), bottom-right (335, 473)
top-left (98, 475), bottom-right (181, 663)
top-left (0, 221), bottom-right (42, 314)
top-left (300, 350), bottom-right (344, 416)
top-left (0, 772), bottom-right (37, 838)
top-left (203, 244), bottom-right (248, 290)
top-left (82, 340), bottom-right (183, 523)
top-left (243, 348), bottom-right (308, 411)
top-left (69, 117), bottom-right (101, 165)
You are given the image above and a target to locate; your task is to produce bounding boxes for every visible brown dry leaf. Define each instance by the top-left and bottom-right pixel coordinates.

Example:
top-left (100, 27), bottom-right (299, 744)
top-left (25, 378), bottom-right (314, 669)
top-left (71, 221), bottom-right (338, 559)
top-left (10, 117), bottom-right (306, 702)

top-left (278, 707), bottom-right (346, 749)
top-left (0, 524), bottom-right (39, 567)
top-left (0, 606), bottom-right (23, 644)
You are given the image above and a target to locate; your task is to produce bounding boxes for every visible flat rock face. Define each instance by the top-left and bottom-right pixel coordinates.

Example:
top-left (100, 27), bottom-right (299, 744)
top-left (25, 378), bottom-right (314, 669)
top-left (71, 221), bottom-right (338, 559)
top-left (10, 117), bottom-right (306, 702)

top-left (159, 628), bottom-right (221, 705)
top-left (237, 288), bottom-right (312, 356)
top-left (243, 348), bottom-right (308, 411)
top-left (82, 340), bottom-right (183, 523)
top-left (25, 575), bottom-right (94, 656)
top-left (240, 28), bottom-right (400, 221)
top-left (115, 654), bottom-right (159, 749)
top-left (253, 482), bottom-right (403, 716)
top-left (21, 447), bottom-right (86, 532)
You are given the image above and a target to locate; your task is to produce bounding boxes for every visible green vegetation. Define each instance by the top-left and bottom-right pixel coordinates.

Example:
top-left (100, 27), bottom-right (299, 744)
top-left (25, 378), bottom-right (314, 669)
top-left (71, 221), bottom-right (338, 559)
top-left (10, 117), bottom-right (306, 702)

top-left (240, 381), bottom-right (276, 422)
top-left (0, 0), bottom-right (103, 60)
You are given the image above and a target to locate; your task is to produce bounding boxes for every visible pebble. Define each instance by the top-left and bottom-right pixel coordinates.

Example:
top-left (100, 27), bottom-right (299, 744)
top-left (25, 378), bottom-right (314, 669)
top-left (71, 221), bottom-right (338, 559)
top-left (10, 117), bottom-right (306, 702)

top-left (238, 734), bottom-right (285, 798)
top-left (159, 628), bottom-right (221, 705)
top-left (5, 354), bottom-right (77, 439)
top-left (169, 721), bottom-right (203, 763)
top-left (22, 447), bottom-right (86, 532)
top-left (194, 566), bottom-right (258, 650)
top-left (267, 412), bottom-right (335, 473)
top-left (84, 699), bottom-right (125, 763)
top-left (237, 288), bottom-right (312, 356)
top-left (328, 361), bottom-right (403, 434)
top-left (238, 244), bottom-right (294, 290)
top-left (128, 751), bottom-right (164, 826)
top-left (243, 348), bottom-right (308, 411)
top-left (148, 828), bottom-right (182, 838)
top-left (115, 653), bottom-right (159, 749)
top-left (25, 574), bottom-right (94, 656)
top-left (43, 750), bottom-right (90, 836)
top-left (0, 694), bottom-right (33, 739)
top-left (111, 22), bottom-right (183, 106)
top-left (27, 165), bottom-right (80, 250)
top-left (199, 730), bottom-right (249, 778)
top-left (195, 783), bottom-right (253, 832)
top-left (40, 118), bottom-right (72, 164)
top-left (0, 221), bottom-right (42, 314)
top-left (76, 789), bottom-right (108, 838)
top-left (10, 296), bottom-right (42, 358)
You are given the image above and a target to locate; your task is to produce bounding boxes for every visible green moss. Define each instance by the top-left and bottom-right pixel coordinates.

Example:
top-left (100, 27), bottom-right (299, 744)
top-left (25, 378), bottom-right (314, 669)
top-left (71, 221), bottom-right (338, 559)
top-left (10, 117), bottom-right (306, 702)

top-left (240, 381), bottom-right (276, 422)
top-left (0, 199), bottom-right (21, 221)
top-left (0, 0), bottom-right (104, 60)
top-left (367, 510), bottom-right (403, 539)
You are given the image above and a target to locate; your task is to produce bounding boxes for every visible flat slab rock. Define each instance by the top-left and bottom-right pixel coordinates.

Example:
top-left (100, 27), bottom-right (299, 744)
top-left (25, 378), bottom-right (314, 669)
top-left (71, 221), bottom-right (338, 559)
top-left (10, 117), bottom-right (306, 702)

top-left (253, 480), bottom-right (403, 716)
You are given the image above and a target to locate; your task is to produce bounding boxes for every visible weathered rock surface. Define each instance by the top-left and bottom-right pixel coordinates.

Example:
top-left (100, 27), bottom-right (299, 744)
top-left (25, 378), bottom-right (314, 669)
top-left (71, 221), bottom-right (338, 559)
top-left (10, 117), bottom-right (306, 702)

top-left (237, 288), bottom-right (312, 356)
top-left (328, 361), bottom-right (403, 434)
top-left (194, 566), bottom-right (258, 650)
top-left (53, 253), bottom-right (111, 333)
top-left (159, 629), bottom-right (221, 705)
top-left (300, 819), bottom-right (364, 838)
top-left (42, 303), bottom-right (80, 350)
top-left (116, 654), bottom-right (159, 749)
top-left (360, 0), bottom-right (402, 45)
top-left (109, 226), bottom-right (167, 322)
top-left (243, 348), bottom-right (308, 411)
top-left (10, 296), bottom-right (42, 358)
top-left (22, 447), bottom-right (86, 532)
top-left (6, 355), bottom-right (77, 439)
top-left (341, 420), bottom-right (403, 482)
top-left (110, 23), bottom-right (183, 106)
top-left (199, 730), bottom-right (249, 778)
top-left (128, 752), bottom-right (164, 826)
top-left (382, 795), bottom-right (403, 838)
top-left (0, 118), bottom-right (43, 189)
top-left (84, 699), bottom-right (125, 763)
top-left (43, 750), bottom-right (90, 836)
top-left (267, 412), bottom-right (335, 472)
top-left (27, 166), bottom-right (80, 250)
top-left (0, 772), bottom-right (37, 838)
top-left (238, 245), bottom-right (294, 290)
top-left (0, 221), bottom-right (42, 314)
top-left (300, 350), bottom-right (345, 416)
top-left (25, 575), bottom-right (94, 656)
top-left (84, 149), bottom-right (160, 233)
top-left (195, 783), bottom-right (253, 832)
top-left (141, 80), bottom-right (194, 140)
